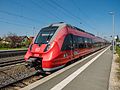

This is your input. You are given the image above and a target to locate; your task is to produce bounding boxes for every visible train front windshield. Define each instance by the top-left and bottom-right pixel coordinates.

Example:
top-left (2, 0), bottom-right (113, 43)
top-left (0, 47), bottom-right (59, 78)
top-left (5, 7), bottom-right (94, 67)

top-left (34, 26), bottom-right (58, 45)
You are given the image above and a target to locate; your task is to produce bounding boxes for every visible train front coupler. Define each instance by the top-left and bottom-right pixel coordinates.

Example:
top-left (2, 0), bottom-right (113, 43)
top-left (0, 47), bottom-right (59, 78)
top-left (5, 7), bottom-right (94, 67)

top-left (25, 57), bottom-right (45, 74)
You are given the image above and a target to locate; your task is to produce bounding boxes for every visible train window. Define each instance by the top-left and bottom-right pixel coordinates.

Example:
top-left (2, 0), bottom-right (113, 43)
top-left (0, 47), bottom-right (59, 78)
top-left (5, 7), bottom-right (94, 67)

top-left (61, 34), bottom-right (73, 51)
top-left (92, 40), bottom-right (96, 47)
top-left (87, 38), bottom-right (92, 48)
top-left (78, 37), bottom-right (83, 43)
top-left (34, 26), bottom-right (58, 45)
top-left (73, 35), bottom-right (79, 49)
top-left (83, 38), bottom-right (88, 48)
top-left (78, 36), bottom-right (85, 48)
top-left (84, 38), bottom-right (87, 43)
top-left (82, 38), bottom-right (93, 48)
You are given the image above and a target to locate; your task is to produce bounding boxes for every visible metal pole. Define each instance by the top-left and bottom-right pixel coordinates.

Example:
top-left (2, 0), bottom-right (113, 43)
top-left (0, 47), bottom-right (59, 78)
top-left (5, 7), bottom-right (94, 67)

top-left (112, 13), bottom-right (115, 54)
top-left (109, 11), bottom-right (115, 59)
top-left (109, 12), bottom-right (115, 54)
top-left (33, 27), bottom-right (35, 36)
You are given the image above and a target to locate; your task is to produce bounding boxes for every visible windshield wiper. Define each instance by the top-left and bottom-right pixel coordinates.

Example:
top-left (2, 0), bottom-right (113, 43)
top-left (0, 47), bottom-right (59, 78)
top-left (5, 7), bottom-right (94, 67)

top-left (46, 32), bottom-right (52, 43)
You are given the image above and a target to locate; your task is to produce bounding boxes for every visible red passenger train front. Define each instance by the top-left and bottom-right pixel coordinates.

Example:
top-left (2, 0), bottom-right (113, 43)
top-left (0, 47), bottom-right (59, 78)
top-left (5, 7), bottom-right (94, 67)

top-left (24, 23), bottom-right (67, 72)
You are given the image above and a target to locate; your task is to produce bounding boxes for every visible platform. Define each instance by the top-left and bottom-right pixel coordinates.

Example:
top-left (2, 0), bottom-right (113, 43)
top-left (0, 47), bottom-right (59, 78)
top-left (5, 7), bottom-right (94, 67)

top-left (21, 46), bottom-right (112, 90)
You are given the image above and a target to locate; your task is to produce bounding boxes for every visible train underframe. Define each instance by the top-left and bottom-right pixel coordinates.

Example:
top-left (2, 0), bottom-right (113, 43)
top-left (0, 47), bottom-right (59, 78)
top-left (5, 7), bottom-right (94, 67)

top-left (25, 57), bottom-right (45, 74)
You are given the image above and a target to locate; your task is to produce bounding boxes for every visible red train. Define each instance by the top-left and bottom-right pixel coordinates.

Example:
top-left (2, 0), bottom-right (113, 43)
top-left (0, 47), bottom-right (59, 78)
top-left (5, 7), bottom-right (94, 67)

top-left (24, 22), bottom-right (108, 73)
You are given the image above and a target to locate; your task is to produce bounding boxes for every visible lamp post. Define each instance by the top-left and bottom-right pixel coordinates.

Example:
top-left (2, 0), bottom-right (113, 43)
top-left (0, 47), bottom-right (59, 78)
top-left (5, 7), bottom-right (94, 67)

top-left (109, 12), bottom-right (115, 54)
top-left (33, 27), bottom-right (35, 36)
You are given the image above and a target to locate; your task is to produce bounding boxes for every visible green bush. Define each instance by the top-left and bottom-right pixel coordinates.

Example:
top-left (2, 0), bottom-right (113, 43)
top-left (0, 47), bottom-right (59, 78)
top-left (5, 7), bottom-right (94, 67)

top-left (116, 46), bottom-right (120, 57)
top-left (0, 43), bottom-right (10, 48)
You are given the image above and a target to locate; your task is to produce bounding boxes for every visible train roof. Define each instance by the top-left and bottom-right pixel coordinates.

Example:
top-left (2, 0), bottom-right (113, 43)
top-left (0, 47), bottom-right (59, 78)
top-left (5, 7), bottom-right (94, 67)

top-left (40, 22), bottom-right (106, 43)
top-left (49, 22), bottom-right (67, 27)
top-left (48, 22), bottom-right (95, 36)
top-left (42, 22), bottom-right (97, 39)
top-left (93, 36), bottom-right (105, 42)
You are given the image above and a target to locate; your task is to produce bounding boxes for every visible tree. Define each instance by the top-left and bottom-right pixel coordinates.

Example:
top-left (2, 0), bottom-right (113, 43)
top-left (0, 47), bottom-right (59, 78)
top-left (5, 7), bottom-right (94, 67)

top-left (116, 35), bottom-right (120, 42)
top-left (0, 37), bottom-right (2, 41)
top-left (24, 39), bottom-right (31, 47)
top-left (6, 33), bottom-right (22, 48)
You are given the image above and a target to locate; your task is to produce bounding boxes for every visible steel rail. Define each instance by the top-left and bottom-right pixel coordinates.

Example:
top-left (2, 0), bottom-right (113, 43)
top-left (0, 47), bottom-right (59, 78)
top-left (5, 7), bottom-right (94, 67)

top-left (0, 59), bottom-right (25, 67)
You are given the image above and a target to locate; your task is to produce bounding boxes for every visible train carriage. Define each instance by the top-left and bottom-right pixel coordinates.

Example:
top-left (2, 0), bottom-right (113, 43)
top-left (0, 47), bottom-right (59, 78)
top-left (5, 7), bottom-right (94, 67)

top-left (24, 22), bottom-right (107, 73)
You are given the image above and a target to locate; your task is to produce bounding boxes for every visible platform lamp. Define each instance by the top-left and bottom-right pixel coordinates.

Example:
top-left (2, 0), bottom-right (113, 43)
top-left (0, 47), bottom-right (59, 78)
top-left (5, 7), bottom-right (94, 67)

top-left (109, 11), bottom-right (115, 54)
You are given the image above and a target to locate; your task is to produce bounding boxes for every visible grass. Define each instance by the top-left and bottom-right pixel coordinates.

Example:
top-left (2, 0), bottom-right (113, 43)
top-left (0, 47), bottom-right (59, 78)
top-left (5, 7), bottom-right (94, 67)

top-left (116, 46), bottom-right (120, 80)
top-left (116, 46), bottom-right (120, 57)
top-left (115, 57), bottom-right (120, 64)
top-left (116, 68), bottom-right (120, 80)
top-left (0, 47), bottom-right (27, 50)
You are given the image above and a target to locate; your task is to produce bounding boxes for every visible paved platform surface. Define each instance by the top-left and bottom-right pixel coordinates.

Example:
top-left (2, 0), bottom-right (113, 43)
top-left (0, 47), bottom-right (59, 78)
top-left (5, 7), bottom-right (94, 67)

top-left (21, 46), bottom-right (112, 90)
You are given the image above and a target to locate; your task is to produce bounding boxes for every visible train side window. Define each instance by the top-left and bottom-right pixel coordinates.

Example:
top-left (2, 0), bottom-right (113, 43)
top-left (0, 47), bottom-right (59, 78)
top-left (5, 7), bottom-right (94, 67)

top-left (61, 34), bottom-right (73, 51)
top-left (93, 41), bottom-right (99, 47)
top-left (78, 36), bottom-right (84, 48)
top-left (73, 35), bottom-right (79, 49)
top-left (87, 38), bottom-right (92, 48)
top-left (84, 37), bottom-right (89, 48)
top-left (84, 38), bottom-right (93, 48)
top-left (82, 37), bottom-right (86, 48)
top-left (92, 40), bottom-right (95, 46)
top-left (90, 39), bottom-right (93, 47)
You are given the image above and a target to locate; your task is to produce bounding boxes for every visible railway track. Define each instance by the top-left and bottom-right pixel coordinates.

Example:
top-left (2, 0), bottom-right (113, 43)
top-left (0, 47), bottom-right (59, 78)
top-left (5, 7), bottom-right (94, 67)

top-left (0, 50), bottom-right (27, 58)
top-left (0, 65), bottom-right (47, 89)
top-left (0, 58), bottom-right (25, 67)
top-left (0, 70), bottom-right (37, 89)
top-left (0, 70), bottom-right (50, 89)
top-left (0, 55), bottom-right (44, 89)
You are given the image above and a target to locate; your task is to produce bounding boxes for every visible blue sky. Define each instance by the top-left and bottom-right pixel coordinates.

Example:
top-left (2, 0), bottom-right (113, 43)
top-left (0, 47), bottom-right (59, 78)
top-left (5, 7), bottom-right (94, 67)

top-left (0, 0), bottom-right (120, 40)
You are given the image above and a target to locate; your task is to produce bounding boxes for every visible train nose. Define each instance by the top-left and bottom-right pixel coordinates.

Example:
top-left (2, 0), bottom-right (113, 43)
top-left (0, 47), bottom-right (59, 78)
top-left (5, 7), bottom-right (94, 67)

top-left (25, 57), bottom-right (46, 74)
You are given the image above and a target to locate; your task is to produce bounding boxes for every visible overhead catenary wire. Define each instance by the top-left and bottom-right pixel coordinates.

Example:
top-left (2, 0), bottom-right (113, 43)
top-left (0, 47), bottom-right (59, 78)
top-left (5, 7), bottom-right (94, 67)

top-left (1, 0), bottom-right (77, 26)
top-left (0, 19), bottom-right (33, 28)
top-left (0, 0), bottom-right (68, 36)
top-left (0, 10), bottom-right (41, 23)
top-left (48, 0), bottom-right (83, 23)
top-left (50, 0), bottom-right (86, 22)
top-left (0, 17), bottom-right (35, 27)
top-left (30, 0), bottom-right (62, 21)
top-left (71, 0), bottom-right (97, 30)
top-left (0, 19), bottom-right (40, 37)
top-left (10, 0), bottom-right (61, 22)
top-left (0, 0), bottom-right (95, 31)
top-left (43, 0), bottom-right (80, 24)
top-left (50, 0), bottom-right (96, 30)
top-left (0, 0), bottom-right (100, 36)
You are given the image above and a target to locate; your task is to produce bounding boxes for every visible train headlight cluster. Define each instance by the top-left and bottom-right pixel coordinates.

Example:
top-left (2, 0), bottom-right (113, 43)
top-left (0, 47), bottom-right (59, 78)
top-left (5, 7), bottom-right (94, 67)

top-left (64, 53), bottom-right (68, 57)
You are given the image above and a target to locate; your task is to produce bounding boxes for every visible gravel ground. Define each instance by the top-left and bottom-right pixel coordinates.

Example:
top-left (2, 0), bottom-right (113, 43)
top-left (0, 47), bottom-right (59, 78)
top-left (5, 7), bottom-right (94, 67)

top-left (0, 64), bottom-right (35, 89)
top-left (0, 55), bottom-right (47, 90)
top-left (109, 54), bottom-right (120, 90)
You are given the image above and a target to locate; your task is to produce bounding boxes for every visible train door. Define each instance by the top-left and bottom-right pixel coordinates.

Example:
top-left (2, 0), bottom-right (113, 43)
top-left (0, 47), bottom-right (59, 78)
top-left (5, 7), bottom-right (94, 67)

top-left (61, 34), bottom-right (74, 59)
top-left (70, 34), bottom-right (74, 58)
top-left (72, 35), bottom-right (79, 58)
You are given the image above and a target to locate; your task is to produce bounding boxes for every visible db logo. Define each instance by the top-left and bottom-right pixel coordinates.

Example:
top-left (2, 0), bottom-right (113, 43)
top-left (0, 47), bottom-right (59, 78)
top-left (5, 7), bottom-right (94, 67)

top-left (35, 48), bottom-right (40, 52)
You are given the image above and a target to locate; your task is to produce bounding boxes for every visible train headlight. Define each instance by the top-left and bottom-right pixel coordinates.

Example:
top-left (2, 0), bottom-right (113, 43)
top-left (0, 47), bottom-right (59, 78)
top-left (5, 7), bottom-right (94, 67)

top-left (44, 44), bottom-right (50, 52)
top-left (64, 53), bottom-right (68, 57)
